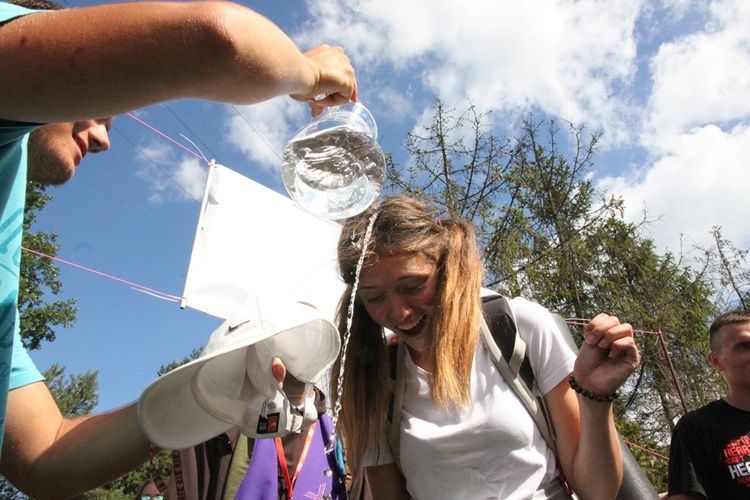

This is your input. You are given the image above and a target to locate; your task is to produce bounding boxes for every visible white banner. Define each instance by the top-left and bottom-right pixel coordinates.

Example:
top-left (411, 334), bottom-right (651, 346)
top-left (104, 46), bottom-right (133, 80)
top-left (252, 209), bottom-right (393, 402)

top-left (181, 163), bottom-right (345, 323)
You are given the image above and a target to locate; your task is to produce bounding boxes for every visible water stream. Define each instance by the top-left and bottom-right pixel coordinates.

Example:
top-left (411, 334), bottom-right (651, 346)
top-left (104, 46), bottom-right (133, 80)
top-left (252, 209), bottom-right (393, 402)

top-left (325, 210), bottom-right (378, 453)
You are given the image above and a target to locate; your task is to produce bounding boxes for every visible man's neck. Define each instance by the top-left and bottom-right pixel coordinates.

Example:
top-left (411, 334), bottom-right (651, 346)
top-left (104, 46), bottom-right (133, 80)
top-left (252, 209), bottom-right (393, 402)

top-left (724, 390), bottom-right (750, 411)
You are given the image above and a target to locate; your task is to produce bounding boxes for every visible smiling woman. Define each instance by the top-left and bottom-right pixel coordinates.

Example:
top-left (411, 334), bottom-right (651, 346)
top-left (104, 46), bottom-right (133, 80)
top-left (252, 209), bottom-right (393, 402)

top-left (330, 194), bottom-right (640, 500)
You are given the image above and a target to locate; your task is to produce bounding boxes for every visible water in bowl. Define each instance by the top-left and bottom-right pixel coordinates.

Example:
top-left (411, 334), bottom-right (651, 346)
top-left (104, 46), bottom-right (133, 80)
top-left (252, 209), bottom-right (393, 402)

top-left (282, 123), bottom-right (385, 220)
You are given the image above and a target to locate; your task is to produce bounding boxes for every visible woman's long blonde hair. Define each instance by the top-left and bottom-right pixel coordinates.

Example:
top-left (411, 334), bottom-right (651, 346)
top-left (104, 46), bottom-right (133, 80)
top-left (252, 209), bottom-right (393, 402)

top-left (330, 195), bottom-right (484, 469)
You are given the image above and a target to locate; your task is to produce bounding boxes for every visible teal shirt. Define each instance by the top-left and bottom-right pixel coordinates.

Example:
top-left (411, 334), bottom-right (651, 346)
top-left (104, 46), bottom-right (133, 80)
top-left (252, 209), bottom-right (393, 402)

top-left (0, 0), bottom-right (48, 455)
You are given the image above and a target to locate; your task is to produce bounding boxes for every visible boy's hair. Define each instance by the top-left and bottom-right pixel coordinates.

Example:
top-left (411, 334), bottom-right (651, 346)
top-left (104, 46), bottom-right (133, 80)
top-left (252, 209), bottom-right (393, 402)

top-left (5, 0), bottom-right (63, 10)
top-left (709, 309), bottom-right (750, 353)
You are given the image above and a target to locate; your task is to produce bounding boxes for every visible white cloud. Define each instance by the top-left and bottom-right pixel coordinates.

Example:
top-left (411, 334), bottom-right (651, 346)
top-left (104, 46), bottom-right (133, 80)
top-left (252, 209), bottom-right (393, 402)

top-left (645, 0), bottom-right (750, 142)
top-left (294, 0), bottom-right (750, 257)
top-left (600, 0), bottom-right (750, 254)
top-left (134, 141), bottom-right (208, 203)
top-left (299, 0), bottom-right (643, 143)
top-left (225, 97), bottom-right (307, 173)
top-left (172, 158), bottom-right (209, 201)
top-left (599, 123), bottom-right (750, 254)
top-left (373, 86), bottom-right (416, 127)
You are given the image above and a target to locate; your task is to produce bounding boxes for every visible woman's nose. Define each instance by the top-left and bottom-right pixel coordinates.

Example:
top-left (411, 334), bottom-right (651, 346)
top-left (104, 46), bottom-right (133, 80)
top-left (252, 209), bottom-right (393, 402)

top-left (387, 295), bottom-right (411, 322)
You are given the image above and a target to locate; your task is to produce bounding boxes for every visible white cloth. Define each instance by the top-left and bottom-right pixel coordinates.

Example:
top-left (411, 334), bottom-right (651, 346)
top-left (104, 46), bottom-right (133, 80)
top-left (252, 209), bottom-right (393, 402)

top-left (366, 297), bottom-right (576, 500)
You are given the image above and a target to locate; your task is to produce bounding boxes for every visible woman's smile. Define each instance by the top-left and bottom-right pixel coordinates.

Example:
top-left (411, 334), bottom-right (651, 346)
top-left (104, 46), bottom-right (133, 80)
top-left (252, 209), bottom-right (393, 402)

top-left (358, 253), bottom-right (439, 354)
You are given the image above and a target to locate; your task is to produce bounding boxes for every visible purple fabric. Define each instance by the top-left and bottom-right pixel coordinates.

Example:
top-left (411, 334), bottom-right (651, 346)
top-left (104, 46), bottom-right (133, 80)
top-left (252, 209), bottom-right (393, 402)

top-left (236, 420), bottom-right (333, 499)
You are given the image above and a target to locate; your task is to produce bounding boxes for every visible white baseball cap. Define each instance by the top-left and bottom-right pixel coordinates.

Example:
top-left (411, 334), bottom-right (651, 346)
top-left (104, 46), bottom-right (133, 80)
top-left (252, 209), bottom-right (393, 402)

top-left (137, 294), bottom-right (341, 450)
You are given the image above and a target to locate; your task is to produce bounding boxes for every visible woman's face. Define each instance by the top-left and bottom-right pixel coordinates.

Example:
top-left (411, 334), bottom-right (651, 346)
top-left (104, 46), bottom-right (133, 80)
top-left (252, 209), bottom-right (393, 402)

top-left (357, 253), bottom-right (439, 355)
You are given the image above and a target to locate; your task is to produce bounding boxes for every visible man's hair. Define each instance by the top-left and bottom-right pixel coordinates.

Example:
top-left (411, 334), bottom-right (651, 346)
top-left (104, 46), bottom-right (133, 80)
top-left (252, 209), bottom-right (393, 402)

top-left (709, 309), bottom-right (750, 352)
top-left (5, 0), bottom-right (63, 10)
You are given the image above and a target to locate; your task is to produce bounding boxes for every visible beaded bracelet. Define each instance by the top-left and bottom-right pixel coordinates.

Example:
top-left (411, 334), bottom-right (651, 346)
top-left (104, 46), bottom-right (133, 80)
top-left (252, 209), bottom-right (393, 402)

top-left (568, 376), bottom-right (619, 403)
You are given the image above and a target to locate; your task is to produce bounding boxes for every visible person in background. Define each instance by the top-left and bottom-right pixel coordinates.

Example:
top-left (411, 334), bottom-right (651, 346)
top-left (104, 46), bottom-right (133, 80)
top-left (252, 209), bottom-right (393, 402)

top-left (330, 195), bottom-right (640, 499)
top-left (137, 479), bottom-right (163, 500)
top-left (0, 0), bottom-right (357, 496)
top-left (162, 357), bottom-right (347, 499)
top-left (667, 309), bottom-right (750, 499)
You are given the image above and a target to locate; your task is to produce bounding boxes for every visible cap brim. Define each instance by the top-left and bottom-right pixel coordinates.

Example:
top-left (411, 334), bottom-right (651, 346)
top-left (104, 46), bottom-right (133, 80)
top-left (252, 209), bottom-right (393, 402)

top-left (138, 350), bottom-right (243, 450)
top-left (138, 298), bottom-right (340, 450)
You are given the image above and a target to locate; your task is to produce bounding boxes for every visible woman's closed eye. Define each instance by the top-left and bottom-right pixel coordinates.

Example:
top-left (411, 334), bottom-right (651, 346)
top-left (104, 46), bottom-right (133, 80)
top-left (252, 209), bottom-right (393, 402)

top-left (362, 293), bottom-right (386, 305)
top-left (399, 282), bottom-right (425, 295)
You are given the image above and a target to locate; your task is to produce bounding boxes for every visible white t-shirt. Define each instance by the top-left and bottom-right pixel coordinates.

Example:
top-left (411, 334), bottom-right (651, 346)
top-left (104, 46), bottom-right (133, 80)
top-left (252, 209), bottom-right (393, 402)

top-left (365, 297), bottom-right (576, 500)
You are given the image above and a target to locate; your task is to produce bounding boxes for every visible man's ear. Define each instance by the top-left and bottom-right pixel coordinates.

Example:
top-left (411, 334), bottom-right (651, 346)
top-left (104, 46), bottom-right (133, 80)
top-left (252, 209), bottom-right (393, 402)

top-left (708, 352), bottom-right (723, 372)
top-left (271, 357), bottom-right (287, 388)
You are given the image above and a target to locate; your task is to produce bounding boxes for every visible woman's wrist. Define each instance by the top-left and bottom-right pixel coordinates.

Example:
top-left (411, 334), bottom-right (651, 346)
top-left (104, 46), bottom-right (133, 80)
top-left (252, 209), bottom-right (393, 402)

top-left (568, 376), bottom-right (619, 403)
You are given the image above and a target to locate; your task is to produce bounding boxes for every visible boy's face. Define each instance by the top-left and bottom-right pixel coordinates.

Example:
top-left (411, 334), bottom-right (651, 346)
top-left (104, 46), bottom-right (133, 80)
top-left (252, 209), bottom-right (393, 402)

top-left (27, 118), bottom-right (113, 185)
top-left (708, 321), bottom-right (750, 391)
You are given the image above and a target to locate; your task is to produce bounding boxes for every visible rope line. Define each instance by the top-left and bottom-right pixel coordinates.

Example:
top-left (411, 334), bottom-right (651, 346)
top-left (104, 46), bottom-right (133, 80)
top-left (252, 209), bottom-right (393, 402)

top-left (22, 246), bottom-right (182, 303)
top-left (623, 438), bottom-right (670, 461)
top-left (126, 112), bottom-right (209, 163)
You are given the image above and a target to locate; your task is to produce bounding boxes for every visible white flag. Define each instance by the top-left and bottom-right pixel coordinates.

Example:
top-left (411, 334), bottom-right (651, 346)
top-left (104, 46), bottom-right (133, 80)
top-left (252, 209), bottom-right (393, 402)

top-left (181, 163), bottom-right (345, 322)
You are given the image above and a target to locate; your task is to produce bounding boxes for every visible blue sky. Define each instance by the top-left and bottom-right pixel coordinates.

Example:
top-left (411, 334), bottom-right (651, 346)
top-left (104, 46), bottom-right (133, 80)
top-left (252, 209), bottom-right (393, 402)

top-left (29, 0), bottom-right (750, 413)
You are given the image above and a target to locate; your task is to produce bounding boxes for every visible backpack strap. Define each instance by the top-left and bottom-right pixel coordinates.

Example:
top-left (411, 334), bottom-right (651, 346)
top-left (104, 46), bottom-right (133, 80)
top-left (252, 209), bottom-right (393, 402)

top-left (163, 427), bottom-right (242, 500)
top-left (480, 294), bottom-right (557, 457)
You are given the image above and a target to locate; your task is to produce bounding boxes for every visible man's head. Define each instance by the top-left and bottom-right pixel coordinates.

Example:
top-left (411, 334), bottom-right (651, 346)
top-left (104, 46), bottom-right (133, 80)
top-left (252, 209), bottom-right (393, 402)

top-left (8, 0), bottom-right (114, 186)
top-left (709, 309), bottom-right (750, 354)
top-left (707, 309), bottom-right (750, 391)
top-left (27, 118), bottom-right (113, 185)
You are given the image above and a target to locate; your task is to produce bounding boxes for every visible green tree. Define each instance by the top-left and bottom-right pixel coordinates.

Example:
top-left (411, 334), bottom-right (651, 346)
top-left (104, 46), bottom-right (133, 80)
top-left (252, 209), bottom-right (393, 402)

top-left (45, 362), bottom-right (99, 417)
top-left (389, 100), bottom-right (728, 488)
top-left (700, 226), bottom-right (750, 312)
top-left (19, 182), bottom-right (78, 350)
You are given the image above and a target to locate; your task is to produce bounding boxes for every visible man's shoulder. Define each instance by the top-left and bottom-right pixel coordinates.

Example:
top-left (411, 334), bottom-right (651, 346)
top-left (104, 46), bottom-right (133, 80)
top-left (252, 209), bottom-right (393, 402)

top-left (677, 399), bottom-right (739, 428)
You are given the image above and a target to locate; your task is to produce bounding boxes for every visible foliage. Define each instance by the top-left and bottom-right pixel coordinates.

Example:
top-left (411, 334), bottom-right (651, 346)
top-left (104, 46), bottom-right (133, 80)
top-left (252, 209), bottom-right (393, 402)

top-left (388, 99), bottom-right (741, 487)
top-left (19, 182), bottom-right (78, 349)
top-left (698, 226), bottom-right (750, 312)
top-left (158, 347), bottom-right (203, 376)
top-left (44, 362), bottom-right (99, 417)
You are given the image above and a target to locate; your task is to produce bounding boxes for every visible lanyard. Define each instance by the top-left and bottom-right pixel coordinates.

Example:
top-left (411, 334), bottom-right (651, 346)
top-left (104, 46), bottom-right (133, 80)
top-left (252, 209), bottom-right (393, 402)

top-left (274, 422), bottom-right (317, 499)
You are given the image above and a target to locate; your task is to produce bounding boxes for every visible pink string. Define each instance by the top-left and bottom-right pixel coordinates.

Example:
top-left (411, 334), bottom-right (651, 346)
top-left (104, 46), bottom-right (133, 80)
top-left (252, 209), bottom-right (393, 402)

top-left (22, 246), bottom-right (182, 303)
top-left (126, 112), bottom-right (207, 162)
